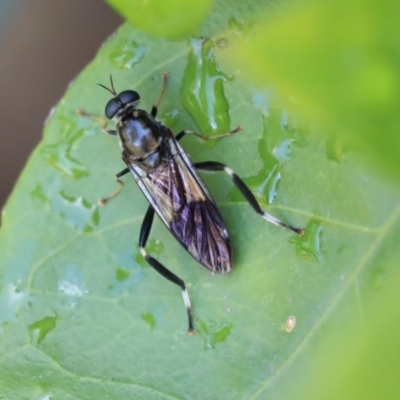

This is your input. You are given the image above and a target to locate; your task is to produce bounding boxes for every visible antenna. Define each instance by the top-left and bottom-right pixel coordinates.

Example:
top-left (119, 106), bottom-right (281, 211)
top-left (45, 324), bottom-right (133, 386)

top-left (97, 75), bottom-right (117, 96)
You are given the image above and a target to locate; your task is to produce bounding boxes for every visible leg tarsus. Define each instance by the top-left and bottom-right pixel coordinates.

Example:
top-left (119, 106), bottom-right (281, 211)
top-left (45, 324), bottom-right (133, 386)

top-left (77, 108), bottom-right (117, 136)
top-left (98, 168), bottom-right (130, 206)
top-left (195, 161), bottom-right (304, 236)
top-left (176, 125), bottom-right (242, 142)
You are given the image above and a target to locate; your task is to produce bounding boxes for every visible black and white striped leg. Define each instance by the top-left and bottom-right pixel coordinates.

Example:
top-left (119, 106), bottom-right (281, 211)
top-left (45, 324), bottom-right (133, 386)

top-left (195, 161), bottom-right (305, 236)
top-left (139, 205), bottom-right (195, 334)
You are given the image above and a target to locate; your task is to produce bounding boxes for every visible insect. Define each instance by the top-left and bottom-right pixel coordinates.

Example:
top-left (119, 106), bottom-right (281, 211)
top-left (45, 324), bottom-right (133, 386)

top-left (79, 73), bottom-right (304, 334)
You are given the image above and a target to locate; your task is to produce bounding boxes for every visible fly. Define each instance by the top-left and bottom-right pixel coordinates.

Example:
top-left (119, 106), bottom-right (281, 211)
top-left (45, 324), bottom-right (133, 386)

top-left (79, 73), bottom-right (304, 334)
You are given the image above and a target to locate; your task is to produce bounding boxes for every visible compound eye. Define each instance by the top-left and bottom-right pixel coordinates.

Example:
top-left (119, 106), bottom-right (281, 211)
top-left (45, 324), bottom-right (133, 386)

top-left (105, 98), bottom-right (120, 119)
top-left (118, 90), bottom-right (140, 106)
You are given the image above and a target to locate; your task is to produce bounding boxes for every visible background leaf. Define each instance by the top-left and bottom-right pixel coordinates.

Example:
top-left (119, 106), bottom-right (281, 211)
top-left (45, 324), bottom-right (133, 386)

top-left (291, 266), bottom-right (400, 400)
top-left (225, 0), bottom-right (400, 180)
top-left (106, 0), bottom-right (280, 40)
top-left (0, 5), bottom-right (399, 400)
top-left (106, 0), bottom-right (213, 40)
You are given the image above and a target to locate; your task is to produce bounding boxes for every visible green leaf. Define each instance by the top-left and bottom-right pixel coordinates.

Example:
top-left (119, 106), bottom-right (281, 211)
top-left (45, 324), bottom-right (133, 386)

top-left (1, 17), bottom-right (399, 400)
top-left (105, 0), bottom-right (281, 40)
top-left (224, 0), bottom-right (400, 180)
top-left (284, 259), bottom-right (400, 400)
top-left (106, 0), bottom-right (213, 39)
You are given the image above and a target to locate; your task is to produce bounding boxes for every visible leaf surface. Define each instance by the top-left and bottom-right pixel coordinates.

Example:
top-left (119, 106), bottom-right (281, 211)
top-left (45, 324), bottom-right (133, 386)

top-left (0, 20), bottom-right (399, 400)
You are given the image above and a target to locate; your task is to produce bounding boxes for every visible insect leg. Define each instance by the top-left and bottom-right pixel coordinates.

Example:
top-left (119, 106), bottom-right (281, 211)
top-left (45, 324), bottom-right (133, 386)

top-left (175, 125), bottom-right (242, 142)
top-left (195, 161), bottom-right (305, 236)
top-left (151, 72), bottom-right (169, 117)
top-left (139, 205), bottom-right (195, 335)
top-left (77, 109), bottom-right (117, 136)
top-left (98, 168), bottom-right (130, 206)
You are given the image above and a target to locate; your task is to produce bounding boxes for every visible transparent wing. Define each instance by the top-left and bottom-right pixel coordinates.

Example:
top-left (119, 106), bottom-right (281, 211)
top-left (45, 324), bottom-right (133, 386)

top-left (128, 136), bottom-right (232, 273)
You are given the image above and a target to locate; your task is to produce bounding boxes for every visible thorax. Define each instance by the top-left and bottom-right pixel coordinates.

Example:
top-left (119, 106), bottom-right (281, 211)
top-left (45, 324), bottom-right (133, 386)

top-left (117, 109), bottom-right (167, 170)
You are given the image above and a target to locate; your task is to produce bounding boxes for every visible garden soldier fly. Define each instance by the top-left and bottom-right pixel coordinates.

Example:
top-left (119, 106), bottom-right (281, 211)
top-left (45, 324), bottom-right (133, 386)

top-left (79, 73), bottom-right (304, 334)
